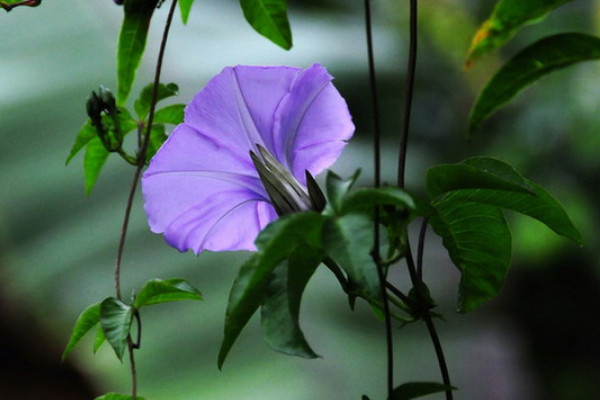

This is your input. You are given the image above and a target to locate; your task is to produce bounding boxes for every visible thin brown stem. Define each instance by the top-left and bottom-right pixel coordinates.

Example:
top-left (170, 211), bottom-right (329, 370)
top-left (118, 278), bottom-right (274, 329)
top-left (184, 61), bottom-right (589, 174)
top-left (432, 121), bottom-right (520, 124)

top-left (397, 0), bottom-right (418, 188)
top-left (364, 1), bottom-right (394, 397)
top-left (406, 245), bottom-right (454, 400)
top-left (416, 217), bottom-right (428, 280)
top-left (112, 1), bottom-right (178, 399)
top-left (114, 0), bottom-right (179, 300)
top-left (424, 314), bottom-right (454, 400)
top-left (127, 337), bottom-right (138, 399)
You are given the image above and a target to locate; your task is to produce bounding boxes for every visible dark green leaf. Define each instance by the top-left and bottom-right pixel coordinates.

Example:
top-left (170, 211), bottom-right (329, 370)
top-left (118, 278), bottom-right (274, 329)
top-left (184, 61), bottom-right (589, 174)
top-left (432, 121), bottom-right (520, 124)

top-left (99, 297), bottom-right (133, 361)
top-left (427, 158), bottom-right (582, 244)
top-left (427, 201), bottom-right (511, 312)
top-left (466, 0), bottom-right (574, 65)
top-left (469, 33), bottom-right (600, 133)
top-left (83, 137), bottom-right (110, 195)
top-left (153, 103), bottom-right (185, 125)
top-left (239, 0), bottom-right (292, 50)
top-left (261, 244), bottom-right (321, 358)
top-left (179, 0), bottom-right (195, 24)
top-left (93, 326), bottom-right (106, 353)
top-left (117, 0), bottom-right (160, 105)
top-left (322, 214), bottom-right (381, 301)
top-left (218, 212), bottom-right (325, 368)
top-left (134, 82), bottom-right (179, 119)
top-left (134, 278), bottom-right (202, 308)
top-left (427, 157), bottom-right (533, 198)
top-left (62, 302), bottom-right (101, 360)
top-left (66, 120), bottom-right (96, 165)
top-left (389, 382), bottom-right (456, 400)
top-left (436, 180), bottom-right (582, 244)
top-left (340, 186), bottom-right (414, 216)
top-left (146, 124), bottom-right (167, 162)
top-left (94, 393), bottom-right (146, 400)
top-left (116, 107), bottom-right (139, 138)
top-left (325, 169), bottom-right (361, 215)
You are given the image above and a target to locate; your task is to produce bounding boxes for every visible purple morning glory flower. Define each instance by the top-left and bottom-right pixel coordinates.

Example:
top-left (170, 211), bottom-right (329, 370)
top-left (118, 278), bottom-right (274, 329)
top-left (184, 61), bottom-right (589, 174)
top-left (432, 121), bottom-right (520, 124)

top-left (141, 64), bottom-right (354, 253)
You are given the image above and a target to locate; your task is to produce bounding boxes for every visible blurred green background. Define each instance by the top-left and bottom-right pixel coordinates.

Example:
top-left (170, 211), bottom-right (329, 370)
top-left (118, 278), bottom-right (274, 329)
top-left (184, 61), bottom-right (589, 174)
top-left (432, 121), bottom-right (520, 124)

top-left (1, 1), bottom-right (599, 399)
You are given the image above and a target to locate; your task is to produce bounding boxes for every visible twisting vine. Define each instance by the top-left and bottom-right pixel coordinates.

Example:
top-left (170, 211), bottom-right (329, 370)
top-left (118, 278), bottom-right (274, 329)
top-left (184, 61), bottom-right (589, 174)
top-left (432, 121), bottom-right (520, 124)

top-left (396, 1), bottom-right (454, 399)
top-left (114, 0), bottom-right (179, 397)
top-left (363, 1), bottom-right (395, 398)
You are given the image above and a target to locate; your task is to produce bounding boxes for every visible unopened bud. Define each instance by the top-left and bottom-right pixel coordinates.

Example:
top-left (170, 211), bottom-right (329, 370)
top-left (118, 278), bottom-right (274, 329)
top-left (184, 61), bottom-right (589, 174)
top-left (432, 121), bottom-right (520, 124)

top-left (98, 86), bottom-right (117, 114)
top-left (86, 92), bottom-right (102, 125)
top-left (250, 145), bottom-right (314, 216)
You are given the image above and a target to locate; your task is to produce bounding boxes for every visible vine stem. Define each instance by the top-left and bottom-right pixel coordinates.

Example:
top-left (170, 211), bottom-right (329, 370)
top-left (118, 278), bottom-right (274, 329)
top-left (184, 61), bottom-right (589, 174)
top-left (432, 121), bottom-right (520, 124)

top-left (113, 1), bottom-right (179, 398)
top-left (397, 0), bottom-right (418, 189)
top-left (127, 338), bottom-right (139, 399)
top-left (115, 0), bottom-right (178, 300)
top-left (416, 217), bottom-right (428, 280)
top-left (424, 314), bottom-right (453, 399)
top-left (364, 1), bottom-right (394, 397)
top-left (397, 1), bottom-right (453, 399)
top-left (406, 247), bottom-right (454, 400)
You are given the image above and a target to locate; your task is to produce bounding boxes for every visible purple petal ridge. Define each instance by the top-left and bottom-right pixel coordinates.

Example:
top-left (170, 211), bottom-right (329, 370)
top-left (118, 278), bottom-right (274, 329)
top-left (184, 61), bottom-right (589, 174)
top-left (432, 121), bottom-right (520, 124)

top-left (142, 64), bottom-right (354, 254)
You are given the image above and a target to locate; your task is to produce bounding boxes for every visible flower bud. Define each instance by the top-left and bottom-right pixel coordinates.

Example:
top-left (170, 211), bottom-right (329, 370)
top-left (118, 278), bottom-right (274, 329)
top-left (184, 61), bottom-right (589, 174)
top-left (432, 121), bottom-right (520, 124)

top-left (86, 92), bottom-right (103, 126)
top-left (250, 145), bottom-right (313, 216)
top-left (98, 86), bottom-right (117, 115)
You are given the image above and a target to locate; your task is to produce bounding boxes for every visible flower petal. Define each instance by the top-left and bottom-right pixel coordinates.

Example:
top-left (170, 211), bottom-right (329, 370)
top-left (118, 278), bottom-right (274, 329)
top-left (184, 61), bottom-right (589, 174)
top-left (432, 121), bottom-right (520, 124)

top-left (185, 65), bottom-right (302, 159)
top-left (142, 124), bottom-right (276, 253)
top-left (272, 63), bottom-right (354, 184)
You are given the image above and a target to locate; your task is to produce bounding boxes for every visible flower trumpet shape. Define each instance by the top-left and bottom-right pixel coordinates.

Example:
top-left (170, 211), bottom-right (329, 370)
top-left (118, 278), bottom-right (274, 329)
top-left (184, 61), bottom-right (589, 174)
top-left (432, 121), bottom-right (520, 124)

top-left (142, 64), bottom-right (354, 253)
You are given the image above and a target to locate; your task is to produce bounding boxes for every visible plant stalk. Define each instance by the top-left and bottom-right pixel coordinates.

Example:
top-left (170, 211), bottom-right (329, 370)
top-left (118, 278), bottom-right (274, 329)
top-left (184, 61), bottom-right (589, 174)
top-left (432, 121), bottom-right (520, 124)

top-left (113, 1), bottom-right (179, 398)
top-left (364, 0), bottom-right (394, 397)
top-left (114, 0), bottom-right (178, 300)
top-left (397, 0), bottom-right (418, 189)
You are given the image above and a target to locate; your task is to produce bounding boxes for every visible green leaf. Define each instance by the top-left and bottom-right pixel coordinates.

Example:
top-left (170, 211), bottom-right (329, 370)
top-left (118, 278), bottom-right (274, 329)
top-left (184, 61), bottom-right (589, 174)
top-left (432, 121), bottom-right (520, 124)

top-left (428, 158), bottom-right (582, 244)
top-left (66, 120), bottom-right (96, 165)
top-left (93, 326), bottom-right (106, 353)
top-left (389, 382), bottom-right (456, 400)
top-left (116, 107), bottom-right (139, 139)
top-left (153, 103), bottom-right (185, 125)
top-left (62, 302), bottom-right (101, 360)
top-left (469, 33), bottom-right (600, 133)
top-left (436, 180), bottom-right (583, 245)
top-left (134, 278), bottom-right (202, 308)
top-left (427, 201), bottom-right (512, 312)
top-left (260, 244), bottom-right (322, 358)
top-left (117, 0), bottom-right (160, 105)
top-left (427, 157), bottom-right (534, 198)
top-left (179, 0), bottom-right (195, 24)
top-left (99, 297), bottom-right (134, 361)
top-left (94, 393), bottom-right (146, 400)
top-left (134, 82), bottom-right (179, 119)
top-left (325, 169), bottom-right (361, 215)
top-left (146, 124), bottom-right (168, 162)
top-left (466, 0), bottom-right (574, 65)
top-left (218, 212), bottom-right (325, 368)
top-left (322, 214), bottom-right (381, 301)
top-left (340, 186), bottom-right (414, 216)
top-left (239, 0), bottom-right (292, 50)
top-left (83, 137), bottom-right (110, 195)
